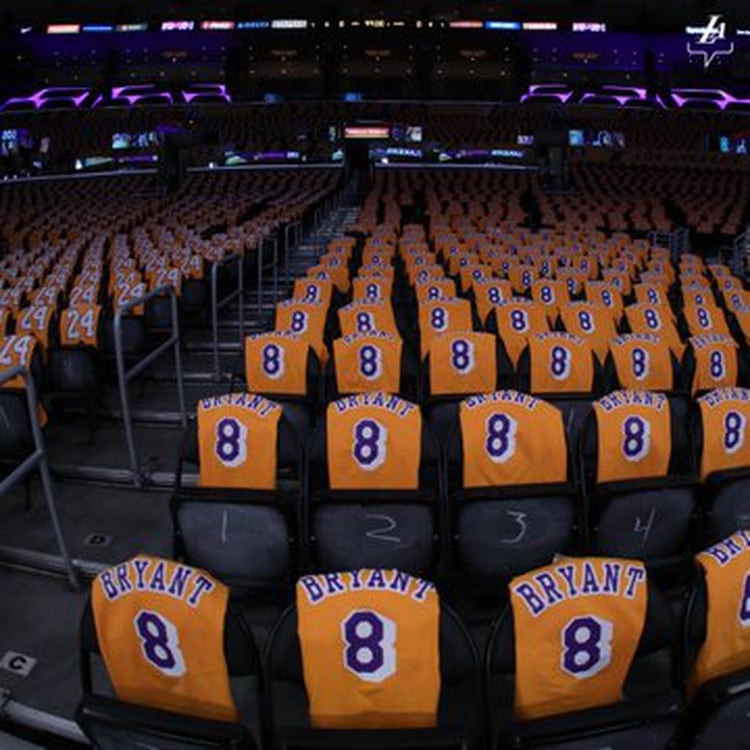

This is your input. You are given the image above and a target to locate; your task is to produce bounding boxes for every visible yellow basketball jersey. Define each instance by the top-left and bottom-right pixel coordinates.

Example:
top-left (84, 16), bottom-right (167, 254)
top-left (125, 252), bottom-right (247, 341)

top-left (690, 532), bottom-right (750, 692)
top-left (459, 263), bottom-right (491, 294)
top-left (473, 280), bottom-right (513, 323)
top-left (689, 335), bottom-right (739, 396)
top-left (427, 331), bottom-right (497, 397)
top-left (459, 392), bottom-right (567, 488)
top-left (601, 268), bottom-right (632, 297)
top-left (326, 393), bottom-right (422, 490)
top-left (722, 289), bottom-right (750, 313)
top-left (624, 304), bottom-right (684, 358)
top-left (332, 332), bottom-right (403, 395)
top-left (706, 263), bottom-right (731, 279)
top-left (362, 247), bottom-right (395, 267)
top-left (0, 335), bottom-right (38, 389)
top-left (531, 279), bottom-right (569, 322)
top-left (92, 555), bottom-right (237, 722)
top-left (296, 569), bottom-right (439, 729)
top-left (593, 391), bottom-right (672, 484)
top-left (697, 389), bottom-right (750, 481)
top-left (338, 300), bottom-right (399, 338)
top-left (683, 303), bottom-right (730, 337)
top-left (15, 305), bottom-right (54, 351)
top-left (716, 276), bottom-right (742, 295)
top-left (361, 264), bottom-right (396, 282)
top-left (586, 281), bottom-right (623, 320)
top-left (508, 265), bottom-right (537, 295)
top-left (59, 305), bottom-right (101, 348)
top-left (245, 332), bottom-right (310, 397)
top-left (32, 285), bottom-right (62, 308)
top-left (633, 283), bottom-right (670, 308)
top-left (276, 299), bottom-right (327, 342)
top-left (559, 302), bottom-right (617, 363)
top-left (197, 393), bottom-right (282, 489)
top-left (556, 267), bottom-right (589, 296)
top-left (415, 278), bottom-right (456, 305)
top-left (510, 556), bottom-right (648, 720)
top-left (417, 298), bottom-right (474, 358)
top-left (528, 332), bottom-right (595, 395)
top-left (352, 278), bottom-right (394, 302)
top-left (318, 254), bottom-right (350, 293)
top-left (685, 288), bottom-right (717, 309)
top-left (609, 334), bottom-right (673, 391)
top-left (113, 280), bottom-right (147, 316)
top-left (0, 308), bottom-right (9, 337)
top-left (294, 278), bottom-right (334, 308)
top-left (494, 300), bottom-right (550, 366)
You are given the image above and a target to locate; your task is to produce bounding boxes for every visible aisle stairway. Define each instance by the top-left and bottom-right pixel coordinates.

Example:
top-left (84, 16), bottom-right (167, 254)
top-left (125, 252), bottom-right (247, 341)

top-left (0, 195), bottom-right (354, 745)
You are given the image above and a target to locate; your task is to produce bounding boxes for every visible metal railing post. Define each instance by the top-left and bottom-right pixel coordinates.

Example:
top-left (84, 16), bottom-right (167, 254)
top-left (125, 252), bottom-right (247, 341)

top-left (114, 285), bottom-right (185, 487)
top-left (270, 233), bottom-right (279, 302)
top-left (211, 254), bottom-right (244, 380)
top-left (0, 366), bottom-right (77, 588)
top-left (211, 261), bottom-right (221, 379)
top-left (257, 236), bottom-right (265, 316)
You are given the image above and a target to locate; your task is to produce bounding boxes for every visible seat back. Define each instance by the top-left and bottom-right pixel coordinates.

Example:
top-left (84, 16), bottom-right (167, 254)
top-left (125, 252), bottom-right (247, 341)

top-left (422, 331), bottom-right (512, 405)
top-left (173, 396), bottom-right (304, 589)
top-left (680, 533), bottom-right (750, 748)
top-left (327, 332), bottom-right (416, 401)
top-left (244, 331), bottom-right (321, 415)
top-left (307, 395), bottom-right (440, 574)
top-left (486, 561), bottom-right (681, 749)
top-left (0, 335), bottom-right (45, 457)
top-left (696, 389), bottom-right (750, 543)
top-left (580, 391), bottom-right (697, 573)
top-left (78, 557), bottom-right (261, 749)
top-left (683, 334), bottom-right (742, 397)
top-left (49, 304), bottom-right (104, 394)
top-left (444, 391), bottom-right (576, 580)
top-left (266, 571), bottom-right (480, 749)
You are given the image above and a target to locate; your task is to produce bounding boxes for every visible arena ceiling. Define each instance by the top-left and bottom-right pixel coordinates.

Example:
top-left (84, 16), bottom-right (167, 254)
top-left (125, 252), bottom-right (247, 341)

top-left (0, 0), bottom-right (746, 30)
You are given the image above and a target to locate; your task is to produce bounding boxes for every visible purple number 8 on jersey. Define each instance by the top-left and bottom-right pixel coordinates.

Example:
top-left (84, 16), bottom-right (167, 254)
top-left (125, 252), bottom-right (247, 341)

top-left (342, 610), bottom-right (396, 683)
top-left (134, 610), bottom-right (186, 678)
top-left (561, 615), bottom-right (612, 680)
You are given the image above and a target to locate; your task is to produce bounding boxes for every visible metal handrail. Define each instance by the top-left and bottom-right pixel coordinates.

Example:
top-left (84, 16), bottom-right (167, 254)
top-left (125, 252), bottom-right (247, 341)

top-left (211, 254), bottom-right (244, 379)
top-left (0, 366), bottom-right (77, 587)
top-left (114, 285), bottom-right (186, 487)
top-left (284, 220), bottom-right (303, 291)
top-left (256, 231), bottom-right (280, 316)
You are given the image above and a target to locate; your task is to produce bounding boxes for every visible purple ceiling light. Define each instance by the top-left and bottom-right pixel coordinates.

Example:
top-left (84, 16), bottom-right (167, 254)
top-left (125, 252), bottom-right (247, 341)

top-left (0, 86), bottom-right (91, 111)
top-left (182, 83), bottom-right (232, 103)
top-left (671, 88), bottom-right (750, 110)
top-left (111, 84), bottom-right (174, 106)
top-left (579, 85), bottom-right (648, 106)
top-left (520, 83), bottom-right (575, 104)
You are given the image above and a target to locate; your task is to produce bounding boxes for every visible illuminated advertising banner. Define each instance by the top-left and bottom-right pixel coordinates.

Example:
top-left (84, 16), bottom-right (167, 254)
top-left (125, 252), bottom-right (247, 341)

top-left (47, 24), bottom-right (80, 34)
top-left (344, 126), bottom-right (391, 139)
top-left (161, 21), bottom-right (195, 31)
top-left (201, 21), bottom-right (235, 31)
